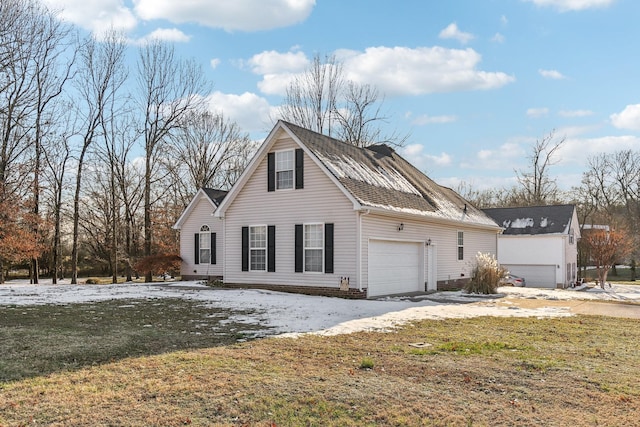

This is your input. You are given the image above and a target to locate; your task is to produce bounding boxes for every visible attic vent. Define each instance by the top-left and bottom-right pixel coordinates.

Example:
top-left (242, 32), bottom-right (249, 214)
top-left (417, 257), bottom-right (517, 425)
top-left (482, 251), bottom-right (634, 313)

top-left (367, 144), bottom-right (395, 158)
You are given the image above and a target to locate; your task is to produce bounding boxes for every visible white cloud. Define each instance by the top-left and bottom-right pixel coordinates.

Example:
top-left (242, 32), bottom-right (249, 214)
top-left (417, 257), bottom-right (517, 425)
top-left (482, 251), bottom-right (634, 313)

top-left (207, 91), bottom-right (276, 133)
top-left (558, 109), bottom-right (594, 117)
top-left (524, 0), bottom-right (616, 12)
top-left (438, 22), bottom-right (475, 44)
top-left (411, 114), bottom-right (457, 125)
top-left (491, 33), bottom-right (505, 43)
top-left (539, 69), bottom-right (566, 79)
top-left (133, 0), bottom-right (315, 31)
top-left (465, 142), bottom-right (526, 170)
top-left (136, 28), bottom-right (191, 44)
top-left (42, 0), bottom-right (137, 34)
top-left (210, 58), bottom-right (221, 69)
top-left (610, 104), bottom-right (640, 130)
top-left (501, 15), bottom-right (509, 25)
top-left (400, 144), bottom-right (452, 170)
top-left (248, 50), bottom-right (309, 74)
top-left (527, 107), bottom-right (550, 118)
top-left (558, 135), bottom-right (640, 166)
top-left (251, 46), bottom-right (514, 97)
top-left (341, 46), bottom-right (515, 96)
top-left (246, 50), bottom-right (310, 95)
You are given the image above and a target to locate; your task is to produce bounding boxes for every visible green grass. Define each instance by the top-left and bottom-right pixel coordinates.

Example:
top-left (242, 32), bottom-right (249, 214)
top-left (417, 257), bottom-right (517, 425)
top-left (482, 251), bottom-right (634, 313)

top-left (0, 298), bottom-right (269, 382)
top-left (1, 302), bottom-right (640, 426)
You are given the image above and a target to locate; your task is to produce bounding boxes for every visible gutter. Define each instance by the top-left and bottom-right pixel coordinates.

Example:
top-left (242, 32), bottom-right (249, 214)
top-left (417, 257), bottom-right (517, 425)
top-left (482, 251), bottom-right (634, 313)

top-left (361, 205), bottom-right (502, 232)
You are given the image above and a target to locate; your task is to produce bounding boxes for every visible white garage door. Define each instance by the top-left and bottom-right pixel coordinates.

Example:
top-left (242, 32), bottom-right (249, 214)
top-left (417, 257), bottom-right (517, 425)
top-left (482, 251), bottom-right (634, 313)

top-left (368, 240), bottom-right (422, 297)
top-left (504, 264), bottom-right (556, 288)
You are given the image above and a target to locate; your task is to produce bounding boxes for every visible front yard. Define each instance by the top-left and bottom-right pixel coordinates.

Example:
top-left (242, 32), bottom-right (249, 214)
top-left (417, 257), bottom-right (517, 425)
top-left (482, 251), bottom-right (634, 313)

top-left (1, 283), bottom-right (639, 426)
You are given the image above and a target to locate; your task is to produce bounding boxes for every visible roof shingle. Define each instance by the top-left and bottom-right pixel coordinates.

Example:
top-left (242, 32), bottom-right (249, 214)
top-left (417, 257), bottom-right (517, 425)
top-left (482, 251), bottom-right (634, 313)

top-left (282, 121), bottom-right (497, 228)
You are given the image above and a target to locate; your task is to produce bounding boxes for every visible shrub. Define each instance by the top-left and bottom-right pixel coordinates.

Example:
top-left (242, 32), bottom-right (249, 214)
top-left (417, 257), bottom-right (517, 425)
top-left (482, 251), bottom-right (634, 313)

top-left (464, 252), bottom-right (507, 294)
top-left (134, 254), bottom-right (181, 279)
top-left (359, 357), bottom-right (375, 370)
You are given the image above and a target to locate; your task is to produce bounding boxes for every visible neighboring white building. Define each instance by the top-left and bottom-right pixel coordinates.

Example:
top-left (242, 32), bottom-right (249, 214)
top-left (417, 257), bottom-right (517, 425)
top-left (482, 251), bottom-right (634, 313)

top-left (173, 188), bottom-right (227, 280)
top-left (483, 205), bottom-right (580, 288)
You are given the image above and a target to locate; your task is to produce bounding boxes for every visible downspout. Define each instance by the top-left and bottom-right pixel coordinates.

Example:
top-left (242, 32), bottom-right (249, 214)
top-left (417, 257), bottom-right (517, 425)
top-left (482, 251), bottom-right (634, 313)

top-left (357, 208), bottom-right (370, 291)
top-left (218, 214), bottom-right (226, 282)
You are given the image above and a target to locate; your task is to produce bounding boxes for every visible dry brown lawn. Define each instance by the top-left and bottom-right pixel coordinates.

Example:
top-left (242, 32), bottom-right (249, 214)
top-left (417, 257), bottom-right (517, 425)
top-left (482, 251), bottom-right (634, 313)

top-left (1, 311), bottom-right (639, 426)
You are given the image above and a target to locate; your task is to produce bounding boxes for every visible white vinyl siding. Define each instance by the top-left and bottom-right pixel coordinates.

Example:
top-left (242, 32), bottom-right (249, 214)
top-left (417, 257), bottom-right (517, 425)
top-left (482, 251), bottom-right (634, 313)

top-left (498, 235), bottom-right (564, 288)
top-left (178, 195), bottom-right (223, 278)
top-left (224, 134), bottom-right (357, 288)
top-left (361, 214), bottom-right (497, 290)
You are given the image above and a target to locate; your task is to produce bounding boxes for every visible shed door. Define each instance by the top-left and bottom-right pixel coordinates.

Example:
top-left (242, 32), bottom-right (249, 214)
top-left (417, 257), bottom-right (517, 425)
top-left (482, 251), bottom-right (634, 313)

top-left (504, 264), bottom-right (556, 288)
top-left (368, 240), bottom-right (422, 297)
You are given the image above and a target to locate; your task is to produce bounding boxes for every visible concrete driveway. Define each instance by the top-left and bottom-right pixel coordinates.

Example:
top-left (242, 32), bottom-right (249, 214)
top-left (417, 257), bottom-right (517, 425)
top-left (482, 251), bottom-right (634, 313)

top-left (495, 298), bottom-right (640, 319)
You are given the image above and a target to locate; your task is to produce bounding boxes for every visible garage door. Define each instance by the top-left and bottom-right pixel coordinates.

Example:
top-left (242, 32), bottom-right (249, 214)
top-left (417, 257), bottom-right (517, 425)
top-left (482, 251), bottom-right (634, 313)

top-left (504, 264), bottom-right (556, 288)
top-left (368, 240), bottom-right (422, 297)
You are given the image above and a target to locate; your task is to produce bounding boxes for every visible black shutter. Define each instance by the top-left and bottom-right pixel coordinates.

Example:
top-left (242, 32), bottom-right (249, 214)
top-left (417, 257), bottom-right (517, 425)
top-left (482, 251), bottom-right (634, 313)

top-left (194, 233), bottom-right (200, 265)
top-left (241, 227), bottom-right (249, 271)
top-left (295, 224), bottom-right (303, 273)
top-left (295, 148), bottom-right (304, 189)
top-left (325, 223), bottom-right (334, 274)
top-left (267, 225), bottom-right (276, 272)
top-left (267, 152), bottom-right (275, 192)
top-left (211, 233), bottom-right (217, 265)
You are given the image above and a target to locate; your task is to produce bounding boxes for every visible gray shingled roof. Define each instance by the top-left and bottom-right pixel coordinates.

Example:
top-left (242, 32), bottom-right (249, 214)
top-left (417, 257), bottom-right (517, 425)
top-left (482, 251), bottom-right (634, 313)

top-left (281, 121), bottom-right (498, 227)
top-left (202, 188), bottom-right (228, 206)
top-left (482, 204), bottom-right (575, 235)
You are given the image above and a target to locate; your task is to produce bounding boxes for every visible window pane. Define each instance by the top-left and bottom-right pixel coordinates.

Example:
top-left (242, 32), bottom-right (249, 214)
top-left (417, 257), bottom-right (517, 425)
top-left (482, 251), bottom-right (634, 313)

top-left (458, 246), bottom-right (464, 261)
top-left (276, 150), bottom-right (294, 171)
top-left (457, 231), bottom-right (464, 246)
top-left (250, 249), bottom-right (266, 271)
top-left (250, 226), bottom-right (266, 248)
top-left (276, 170), bottom-right (293, 189)
top-left (305, 249), bottom-right (323, 272)
top-left (304, 224), bottom-right (323, 248)
top-left (200, 249), bottom-right (210, 264)
top-left (200, 234), bottom-right (210, 249)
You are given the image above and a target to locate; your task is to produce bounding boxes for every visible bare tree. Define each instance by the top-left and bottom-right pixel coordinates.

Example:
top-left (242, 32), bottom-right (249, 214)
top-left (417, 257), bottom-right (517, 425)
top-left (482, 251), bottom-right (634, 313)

top-left (334, 82), bottom-right (408, 148)
top-left (278, 53), bottom-right (406, 147)
top-left (279, 53), bottom-right (342, 136)
top-left (41, 111), bottom-right (74, 283)
top-left (578, 150), bottom-right (640, 276)
top-left (70, 31), bottom-right (127, 284)
top-left (135, 39), bottom-right (210, 282)
top-left (514, 130), bottom-right (566, 206)
top-left (0, 0), bottom-right (74, 282)
top-left (166, 110), bottom-right (255, 204)
top-left (28, 7), bottom-right (75, 283)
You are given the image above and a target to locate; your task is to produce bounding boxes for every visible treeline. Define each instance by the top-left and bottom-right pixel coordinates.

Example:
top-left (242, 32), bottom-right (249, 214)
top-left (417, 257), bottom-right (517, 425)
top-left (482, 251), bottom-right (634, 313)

top-left (0, 0), bottom-right (255, 283)
top-left (459, 134), bottom-right (640, 279)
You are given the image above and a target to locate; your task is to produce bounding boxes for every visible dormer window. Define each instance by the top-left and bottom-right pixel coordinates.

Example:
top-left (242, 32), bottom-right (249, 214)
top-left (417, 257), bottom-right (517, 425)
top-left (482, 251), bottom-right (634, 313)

top-left (267, 148), bottom-right (304, 192)
top-left (276, 150), bottom-right (294, 190)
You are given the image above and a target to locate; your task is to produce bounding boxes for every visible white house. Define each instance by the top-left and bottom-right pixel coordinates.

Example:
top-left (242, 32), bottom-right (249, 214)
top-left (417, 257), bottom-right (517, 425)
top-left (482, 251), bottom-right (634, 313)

top-left (173, 188), bottom-right (227, 280)
top-left (204, 120), bottom-right (501, 298)
top-left (483, 204), bottom-right (580, 288)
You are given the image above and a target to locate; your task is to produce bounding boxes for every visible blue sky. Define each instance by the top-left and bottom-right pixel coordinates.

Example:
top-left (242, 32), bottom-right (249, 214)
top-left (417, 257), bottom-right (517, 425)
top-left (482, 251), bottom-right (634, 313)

top-left (43, 0), bottom-right (640, 191)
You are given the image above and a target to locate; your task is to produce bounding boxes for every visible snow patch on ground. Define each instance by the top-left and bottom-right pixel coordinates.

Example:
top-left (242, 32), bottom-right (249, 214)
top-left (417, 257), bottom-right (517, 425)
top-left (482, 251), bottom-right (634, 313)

top-left (1, 279), bottom-right (638, 337)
